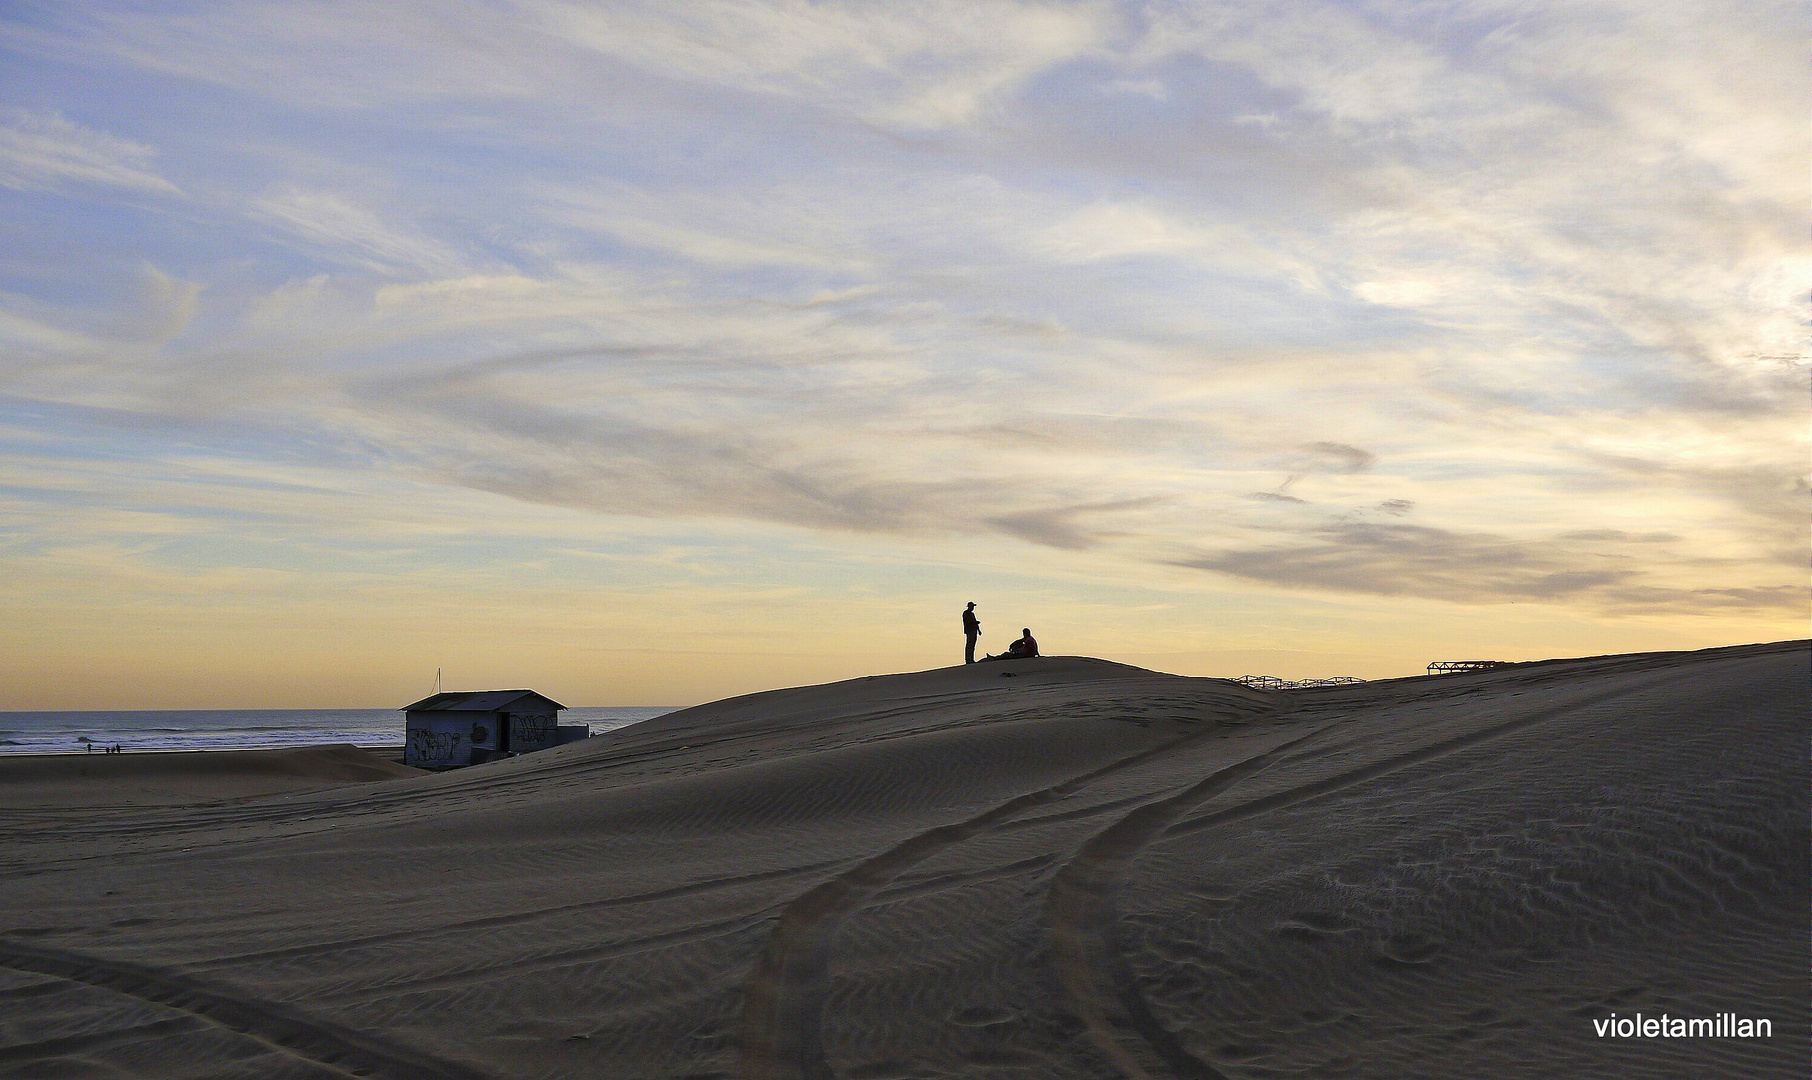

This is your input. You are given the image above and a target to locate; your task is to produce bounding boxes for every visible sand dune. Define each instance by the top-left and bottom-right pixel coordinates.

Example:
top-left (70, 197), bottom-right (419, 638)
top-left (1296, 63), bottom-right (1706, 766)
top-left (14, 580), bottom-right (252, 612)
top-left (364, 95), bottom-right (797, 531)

top-left (0, 643), bottom-right (1804, 1078)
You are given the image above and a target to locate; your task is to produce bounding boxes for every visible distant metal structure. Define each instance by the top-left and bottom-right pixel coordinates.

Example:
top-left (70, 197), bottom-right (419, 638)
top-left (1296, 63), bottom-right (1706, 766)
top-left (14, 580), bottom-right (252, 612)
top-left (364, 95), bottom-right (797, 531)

top-left (1236, 675), bottom-right (1366, 690)
top-left (1426, 661), bottom-right (1512, 675)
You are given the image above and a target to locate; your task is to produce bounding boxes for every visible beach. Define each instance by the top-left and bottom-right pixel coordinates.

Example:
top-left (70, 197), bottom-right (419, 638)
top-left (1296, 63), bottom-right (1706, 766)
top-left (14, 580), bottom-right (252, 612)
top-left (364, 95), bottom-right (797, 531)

top-left (0, 745), bottom-right (422, 810)
top-left (0, 641), bottom-right (1803, 1079)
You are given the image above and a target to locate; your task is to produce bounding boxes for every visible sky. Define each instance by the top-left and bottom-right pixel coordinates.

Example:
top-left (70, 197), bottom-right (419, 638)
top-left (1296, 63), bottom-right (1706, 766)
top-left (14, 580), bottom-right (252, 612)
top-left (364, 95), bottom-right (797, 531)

top-left (0, 0), bottom-right (1804, 709)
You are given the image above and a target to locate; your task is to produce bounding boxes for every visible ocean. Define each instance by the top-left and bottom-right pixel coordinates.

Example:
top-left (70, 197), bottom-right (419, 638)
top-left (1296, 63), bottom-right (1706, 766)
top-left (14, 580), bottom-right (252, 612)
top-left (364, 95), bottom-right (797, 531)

top-left (0, 707), bottom-right (678, 755)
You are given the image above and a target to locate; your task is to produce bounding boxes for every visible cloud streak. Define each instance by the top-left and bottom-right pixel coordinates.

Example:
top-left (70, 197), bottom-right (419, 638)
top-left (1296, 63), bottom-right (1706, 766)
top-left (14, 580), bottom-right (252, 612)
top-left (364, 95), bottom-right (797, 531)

top-left (1175, 523), bottom-right (1804, 615)
top-left (0, 107), bottom-right (181, 195)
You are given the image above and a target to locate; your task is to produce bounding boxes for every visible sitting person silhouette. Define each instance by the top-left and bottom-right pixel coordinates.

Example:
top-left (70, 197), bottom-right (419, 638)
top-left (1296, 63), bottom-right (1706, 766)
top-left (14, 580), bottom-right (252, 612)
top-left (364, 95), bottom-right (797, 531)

top-left (980, 628), bottom-right (1039, 661)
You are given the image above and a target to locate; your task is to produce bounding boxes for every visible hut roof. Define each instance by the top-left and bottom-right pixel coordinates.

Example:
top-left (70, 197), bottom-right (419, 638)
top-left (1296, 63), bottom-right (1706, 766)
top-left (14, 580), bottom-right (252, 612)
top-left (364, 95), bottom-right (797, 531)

top-left (401, 690), bottom-right (566, 713)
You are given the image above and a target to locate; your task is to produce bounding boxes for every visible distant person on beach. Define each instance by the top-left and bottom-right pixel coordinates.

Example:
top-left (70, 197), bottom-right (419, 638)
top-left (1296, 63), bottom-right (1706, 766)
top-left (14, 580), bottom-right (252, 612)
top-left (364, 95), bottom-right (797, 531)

top-left (962, 602), bottom-right (981, 663)
top-left (980, 628), bottom-right (1039, 662)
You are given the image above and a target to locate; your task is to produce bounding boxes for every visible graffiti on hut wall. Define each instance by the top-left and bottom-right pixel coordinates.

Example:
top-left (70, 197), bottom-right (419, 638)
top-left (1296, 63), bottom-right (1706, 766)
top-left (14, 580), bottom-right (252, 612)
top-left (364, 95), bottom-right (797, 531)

top-left (406, 726), bottom-right (465, 765)
top-left (508, 713), bottom-right (558, 752)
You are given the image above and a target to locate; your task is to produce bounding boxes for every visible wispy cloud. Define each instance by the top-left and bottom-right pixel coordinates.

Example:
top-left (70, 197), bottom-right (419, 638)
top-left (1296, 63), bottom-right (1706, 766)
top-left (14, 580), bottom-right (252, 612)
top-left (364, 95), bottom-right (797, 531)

top-left (1175, 522), bottom-right (1804, 615)
top-left (249, 185), bottom-right (467, 275)
top-left (543, 0), bottom-right (1114, 128)
top-left (0, 107), bottom-right (180, 195)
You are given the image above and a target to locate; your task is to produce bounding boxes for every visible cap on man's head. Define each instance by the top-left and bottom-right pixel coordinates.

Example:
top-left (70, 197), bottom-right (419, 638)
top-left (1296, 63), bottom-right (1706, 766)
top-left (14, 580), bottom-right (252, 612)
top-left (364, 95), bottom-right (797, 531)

top-left (966, 601), bottom-right (975, 607)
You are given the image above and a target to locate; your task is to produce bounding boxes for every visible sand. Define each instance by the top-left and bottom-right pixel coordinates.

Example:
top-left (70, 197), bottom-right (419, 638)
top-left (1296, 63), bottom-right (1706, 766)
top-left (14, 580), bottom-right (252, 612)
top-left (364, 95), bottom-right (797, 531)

top-left (0, 745), bottom-right (421, 810)
top-left (0, 641), bottom-right (1803, 1079)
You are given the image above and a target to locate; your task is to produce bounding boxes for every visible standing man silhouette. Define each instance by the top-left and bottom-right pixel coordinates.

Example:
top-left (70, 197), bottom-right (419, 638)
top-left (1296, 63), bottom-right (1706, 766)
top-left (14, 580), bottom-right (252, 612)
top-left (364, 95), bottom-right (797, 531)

top-left (962, 602), bottom-right (981, 664)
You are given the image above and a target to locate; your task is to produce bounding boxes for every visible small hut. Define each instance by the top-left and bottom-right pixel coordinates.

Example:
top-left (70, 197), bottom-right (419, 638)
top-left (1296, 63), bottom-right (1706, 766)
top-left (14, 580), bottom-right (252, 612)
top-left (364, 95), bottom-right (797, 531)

top-left (401, 690), bottom-right (587, 768)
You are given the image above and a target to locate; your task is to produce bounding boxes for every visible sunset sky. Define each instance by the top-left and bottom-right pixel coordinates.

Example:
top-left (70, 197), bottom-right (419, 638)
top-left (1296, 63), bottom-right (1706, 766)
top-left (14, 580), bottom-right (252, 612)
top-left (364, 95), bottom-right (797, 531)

top-left (1, 0), bottom-right (1804, 709)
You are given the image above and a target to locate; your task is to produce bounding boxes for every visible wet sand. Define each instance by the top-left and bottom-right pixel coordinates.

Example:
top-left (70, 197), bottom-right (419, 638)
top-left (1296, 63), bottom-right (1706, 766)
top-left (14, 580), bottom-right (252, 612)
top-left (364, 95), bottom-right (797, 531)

top-left (0, 641), bottom-right (1804, 1079)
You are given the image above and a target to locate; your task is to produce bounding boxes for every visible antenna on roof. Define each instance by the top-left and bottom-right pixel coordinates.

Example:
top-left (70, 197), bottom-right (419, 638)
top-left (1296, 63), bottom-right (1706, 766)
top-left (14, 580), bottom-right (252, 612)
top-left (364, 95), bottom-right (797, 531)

top-left (436, 667), bottom-right (442, 694)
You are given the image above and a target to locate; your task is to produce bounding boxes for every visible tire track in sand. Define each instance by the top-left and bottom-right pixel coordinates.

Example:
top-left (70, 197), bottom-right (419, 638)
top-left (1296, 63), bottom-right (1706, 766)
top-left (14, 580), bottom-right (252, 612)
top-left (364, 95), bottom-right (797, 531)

top-left (1041, 727), bottom-right (1331, 1080)
top-left (734, 713), bottom-right (1283, 1080)
top-left (1041, 668), bottom-right (1694, 1080)
top-left (0, 936), bottom-right (492, 1080)
top-left (194, 858), bottom-right (845, 971)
